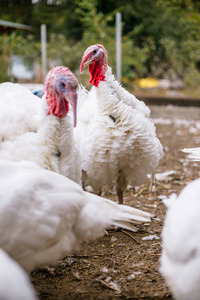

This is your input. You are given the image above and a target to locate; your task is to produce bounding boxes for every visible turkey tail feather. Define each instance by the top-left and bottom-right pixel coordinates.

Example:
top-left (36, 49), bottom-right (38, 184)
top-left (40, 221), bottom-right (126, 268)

top-left (84, 191), bottom-right (153, 233)
top-left (182, 147), bottom-right (200, 161)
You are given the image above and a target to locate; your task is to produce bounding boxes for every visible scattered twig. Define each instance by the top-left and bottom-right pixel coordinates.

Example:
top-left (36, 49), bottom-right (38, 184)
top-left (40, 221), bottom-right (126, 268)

top-left (67, 252), bottom-right (113, 258)
top-left (144, 252), bottom-right (161, 256)
top-left (104, 257), bottom-right (116, 267)
top-left (120, 229), bottom-right (141, 244)
top-left (134, 186), bottom-right (148, 197)
top-left (124, 255), bottom-right (130, 261)
top-left (151, 242), bottom-right (162, 247)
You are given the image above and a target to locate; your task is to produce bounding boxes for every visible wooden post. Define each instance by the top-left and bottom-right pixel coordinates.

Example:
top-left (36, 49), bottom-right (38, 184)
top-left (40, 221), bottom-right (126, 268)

top-left (41, 24), bottom-right (47, 83)
top-left (116, 12), bottom-right (122, 83)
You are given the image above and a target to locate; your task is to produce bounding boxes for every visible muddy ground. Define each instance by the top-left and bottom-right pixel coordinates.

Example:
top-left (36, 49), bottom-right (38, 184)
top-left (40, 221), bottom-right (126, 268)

top-left (32, 104), bottom-right (200, 299)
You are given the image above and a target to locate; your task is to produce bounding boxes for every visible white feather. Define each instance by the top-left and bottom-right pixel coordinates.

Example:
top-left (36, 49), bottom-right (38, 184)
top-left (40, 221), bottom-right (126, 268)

top-left (0, 159), bottom-right (152, 273)
top-left (182, 147), bottom-right (200, 161)
top-left (0, 82), bottom-right (81, 184)
top-left (160, 179), bottom-right (200, 300)
top-left (0, 249), bottom-right (37, 300)
top-left (76, 67), bottom-right (163, 199)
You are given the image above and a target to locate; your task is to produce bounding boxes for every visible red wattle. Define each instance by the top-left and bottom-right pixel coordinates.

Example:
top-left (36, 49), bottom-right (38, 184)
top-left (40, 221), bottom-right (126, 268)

top-left (89, 62), bottom-right (105, 87)
top-left (47, 91), bottom-right (69, 118)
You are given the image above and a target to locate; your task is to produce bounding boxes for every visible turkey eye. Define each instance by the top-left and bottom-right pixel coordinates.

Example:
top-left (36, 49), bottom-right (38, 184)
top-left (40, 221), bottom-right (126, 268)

top-left (61, 82), bottom-right (66, 88)
top-left (93, 50), bottom-right (97, 54)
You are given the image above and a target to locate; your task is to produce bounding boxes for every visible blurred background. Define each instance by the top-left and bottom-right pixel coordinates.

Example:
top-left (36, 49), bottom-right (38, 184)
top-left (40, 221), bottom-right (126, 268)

top-left (0, 0), bottom-right (200, 97)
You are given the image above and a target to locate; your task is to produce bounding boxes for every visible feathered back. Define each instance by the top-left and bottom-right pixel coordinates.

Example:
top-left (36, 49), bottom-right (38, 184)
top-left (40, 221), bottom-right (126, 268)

top-left (0, 82), bottom-right (43, 141)
top-left (0, 160), bottom-right (152, 272)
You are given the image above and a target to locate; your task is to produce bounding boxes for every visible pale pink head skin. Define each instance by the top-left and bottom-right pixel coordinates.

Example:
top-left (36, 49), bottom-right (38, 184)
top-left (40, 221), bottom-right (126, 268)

top-left (80, 44), bottom-right (108, 87)
top-left (45, 66), bottom-right (78, 127)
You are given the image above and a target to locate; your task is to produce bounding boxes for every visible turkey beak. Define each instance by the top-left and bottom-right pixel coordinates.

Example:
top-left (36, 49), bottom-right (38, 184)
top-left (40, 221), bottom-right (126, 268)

top-left (68, 90), bottom-right (77, 127)
top-left (80, 57), bottom-right (93, 73)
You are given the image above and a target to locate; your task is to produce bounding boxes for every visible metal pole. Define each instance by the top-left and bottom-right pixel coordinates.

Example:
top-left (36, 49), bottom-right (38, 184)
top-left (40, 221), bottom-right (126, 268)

top-left (116, 12), bottom-right (122, 83)
top-left (41, 24), bottom-right (47, 83)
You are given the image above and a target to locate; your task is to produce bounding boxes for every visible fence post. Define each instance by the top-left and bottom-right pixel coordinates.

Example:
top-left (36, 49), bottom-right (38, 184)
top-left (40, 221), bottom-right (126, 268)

top-left (41, 24), bottom-right (47, 83)
top-left (116, 12), bottom-right (122, 83)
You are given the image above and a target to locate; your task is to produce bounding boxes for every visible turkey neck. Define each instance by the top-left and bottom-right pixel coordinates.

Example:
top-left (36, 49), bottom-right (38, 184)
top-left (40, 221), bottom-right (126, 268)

top-left (43, 92), bottom-right (74, 161)
top-left (57, 116), bottom-right (76, 173)
top-left (95, 67), bottom-right (124, 123)
top-left (55, 115), bottom-right (81, 185)
top-left (42, 96), bottom-right (79, 182)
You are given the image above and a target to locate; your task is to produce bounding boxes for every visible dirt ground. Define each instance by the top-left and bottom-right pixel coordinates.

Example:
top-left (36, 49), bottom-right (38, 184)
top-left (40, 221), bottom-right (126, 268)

top-left (32, 104), bottom-right (200, 299)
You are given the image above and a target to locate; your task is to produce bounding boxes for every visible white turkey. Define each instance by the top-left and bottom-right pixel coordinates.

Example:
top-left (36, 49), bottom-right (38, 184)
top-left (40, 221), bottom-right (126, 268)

top-left (0, 249), bottom-right (37, 300)
top-left (182, 147), bottom-right (200, 161)
top-left (76, 44), bottom-right (163, 204)
top-left (0, 66), bottom-right (81, 184)
top-left (0, 159), bottom-right (152, 273)
top-left (160, 179), bottom-right (200, 300)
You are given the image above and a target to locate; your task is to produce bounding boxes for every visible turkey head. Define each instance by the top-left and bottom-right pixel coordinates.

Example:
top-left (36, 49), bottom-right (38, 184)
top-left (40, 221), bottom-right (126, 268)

top-left (45, 66), bottom-right (78, 127)
top-left (80, 44), bottom-right (108, 87)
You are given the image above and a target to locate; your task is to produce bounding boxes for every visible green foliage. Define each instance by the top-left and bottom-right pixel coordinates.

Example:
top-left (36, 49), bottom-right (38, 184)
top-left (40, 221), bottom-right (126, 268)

top-left (47, 33), bottom-right (82, 70)
top-left (73, 0), bottom-right (148, 84)
top-left (0, 32), bottom-right (40, 82)
top-left (0, 0), bottom-right (32, 25)
top-left (0, 0), bottom-right (200, 90)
